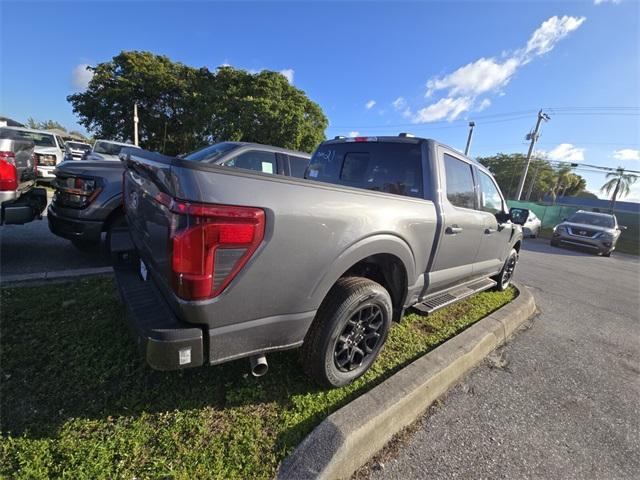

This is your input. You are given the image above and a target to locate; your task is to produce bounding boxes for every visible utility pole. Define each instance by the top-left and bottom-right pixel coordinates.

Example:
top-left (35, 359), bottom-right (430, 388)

top-left (515, 110), bottom-right (549, 201)
top-left (525, 161), bottom-right (541, 201)
top-left (133, 103), bottom-right (139, 147)
top-left (464, 121), bottom-right (475, 156)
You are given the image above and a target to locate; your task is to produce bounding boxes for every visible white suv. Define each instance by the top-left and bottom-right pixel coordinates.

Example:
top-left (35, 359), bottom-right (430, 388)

top-left (3, 127), bottom-right (65, 182)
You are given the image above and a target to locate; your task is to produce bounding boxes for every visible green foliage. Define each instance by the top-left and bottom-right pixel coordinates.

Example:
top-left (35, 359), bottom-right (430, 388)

top-left (600, 167), bottom-right (639, 210)
top-left (25, 118), bottom-right (67, 132)
top-left (477, 153), bottom-right (586, 201)
top-left (67, 51), bottom-right (328, 156)
top-left (1, 278), bottom-right (513, 479)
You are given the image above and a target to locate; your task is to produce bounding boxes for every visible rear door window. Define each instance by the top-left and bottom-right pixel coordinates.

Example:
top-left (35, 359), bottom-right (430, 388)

top-left (443, 154), bottom-right (475, 209)
top-left (288, 155), bottom-right (309, 178)
top-left (223, 150), bottom-right (277, 174)
top-left (307, 142), bottom-right (423, 198)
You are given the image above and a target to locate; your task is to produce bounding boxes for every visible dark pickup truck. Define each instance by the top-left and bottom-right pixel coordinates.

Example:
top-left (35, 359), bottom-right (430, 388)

top-left (113, 135), bottom-right (523, 387)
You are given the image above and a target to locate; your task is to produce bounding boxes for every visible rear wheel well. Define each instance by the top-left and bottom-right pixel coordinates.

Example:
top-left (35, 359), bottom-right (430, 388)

top-left (341, 254), bottom-right (408, 322)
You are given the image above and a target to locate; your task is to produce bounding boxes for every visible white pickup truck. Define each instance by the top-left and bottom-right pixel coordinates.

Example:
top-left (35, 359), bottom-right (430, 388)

top-left (2, 127), bottom-right (66, 183)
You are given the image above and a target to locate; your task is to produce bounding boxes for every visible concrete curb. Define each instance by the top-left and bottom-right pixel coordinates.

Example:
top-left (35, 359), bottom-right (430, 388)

top-left (277, 283), bottom-right (536, 480)
top-left (1, 266), bottom-right (114, 285)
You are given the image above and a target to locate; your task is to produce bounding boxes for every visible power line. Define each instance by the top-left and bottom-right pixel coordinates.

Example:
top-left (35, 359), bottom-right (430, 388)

top-left (328, 106), bottom-right (640, 130)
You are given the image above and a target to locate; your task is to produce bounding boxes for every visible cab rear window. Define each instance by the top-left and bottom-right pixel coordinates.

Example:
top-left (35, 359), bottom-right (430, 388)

top-left (307, 143), bottom-right (424, 198)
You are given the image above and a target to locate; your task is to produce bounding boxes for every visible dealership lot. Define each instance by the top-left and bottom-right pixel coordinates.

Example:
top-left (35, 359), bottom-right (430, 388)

top-left (368, 240), bottom-right (640, 479)
top-left (0, 207), bottom-right (109, 277)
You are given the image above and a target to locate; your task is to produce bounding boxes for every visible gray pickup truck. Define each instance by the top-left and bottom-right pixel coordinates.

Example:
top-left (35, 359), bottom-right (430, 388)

top-left (48, 142), bottom-right (311, 251)
top-left (113, 135), bottom-right (523, 387)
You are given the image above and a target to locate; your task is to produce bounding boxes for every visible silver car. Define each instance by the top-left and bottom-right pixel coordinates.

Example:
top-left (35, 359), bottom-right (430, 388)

top-left (551, 210), bottom-right (624, 257)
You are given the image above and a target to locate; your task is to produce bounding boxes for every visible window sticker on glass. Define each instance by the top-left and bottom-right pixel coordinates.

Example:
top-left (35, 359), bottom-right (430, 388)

top-left (308, 169), bottom-right (319, 178)
top-left (261, 162), bottom-right (274, 174)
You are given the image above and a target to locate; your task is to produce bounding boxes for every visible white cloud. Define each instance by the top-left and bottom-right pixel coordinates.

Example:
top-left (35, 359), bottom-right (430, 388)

top-left (392, 97), bottom-right (406, 110)
top-left (476, 98), bottom-right (492, 111)
top-left (71, 63), bottom-right (93, 90)
top-left (411, 97), bottom-right (474, 123)
top-left (409, 15), bottom-right (585, 123)
top-left (279, 68), bottom-right (294, 84)
top-left (613, 148), bottom-right (640, 161)
top-left (348, 131), bottom-right (360, 137)
top-left (594, 0), bottom-right (621, 5)
top-left (522, 15), bottom-right (586, 59)
top-left (426, 57), bottom-right (520, 98)
top-left (543, 143), bottom-right (586, 162)
top-left (365, 100), bottom-right (376, 109)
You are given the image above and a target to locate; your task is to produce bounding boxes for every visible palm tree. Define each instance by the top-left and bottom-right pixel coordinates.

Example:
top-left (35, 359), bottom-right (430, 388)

top-left (600, 167), bottom-right (639, 212)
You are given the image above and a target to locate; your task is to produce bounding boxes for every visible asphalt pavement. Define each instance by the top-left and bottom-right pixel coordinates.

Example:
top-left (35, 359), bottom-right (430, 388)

top-left (368, 238), bottom-right (640, 480)
top-left (0, 194), bottom-right (110, 277)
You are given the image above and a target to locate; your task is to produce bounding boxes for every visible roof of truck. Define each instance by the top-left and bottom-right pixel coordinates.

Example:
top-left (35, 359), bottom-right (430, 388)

top-left (321, 135), bottom-right (476, 162)
top-left (221, 141), bottom-right (312, 157)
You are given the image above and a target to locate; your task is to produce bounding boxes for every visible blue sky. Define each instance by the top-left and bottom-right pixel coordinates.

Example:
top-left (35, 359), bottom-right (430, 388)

top-left (1, 0), bottom-right (639, 199)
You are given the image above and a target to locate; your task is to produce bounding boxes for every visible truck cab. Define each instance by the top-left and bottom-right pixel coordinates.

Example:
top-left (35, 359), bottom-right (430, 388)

top-left (112, 135), bottom-right (521, 387)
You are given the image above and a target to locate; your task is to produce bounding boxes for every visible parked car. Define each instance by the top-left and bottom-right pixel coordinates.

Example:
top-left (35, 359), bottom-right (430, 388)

top-left (551, 210), bottom-right (624, 256)
top-left (48, 142), bottom-right (311, 252)
top-left (111, 135), bottom-right (523, 387)
top-left (0, 128), bottom-right (47, 225)
top-left (64, 140), bottom-right (92, 161)
top-left (509, 207), bottom-right (541, 237)
top-left (86, 139), bottom-right (140, 161)
top-left (1, 127), bottom-right (65, 183)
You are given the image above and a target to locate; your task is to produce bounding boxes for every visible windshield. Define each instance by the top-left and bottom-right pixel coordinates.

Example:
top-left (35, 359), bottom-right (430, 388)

top-left (67, 142), bottom-right (90, 151)
top-left (567, 212), bottom-right (615, 228)
top-left (6, 130), bottom-right (55, 147)
top-left (183, 142), bottom-right (239, 162)
top-left (94, 141), bottom-right (129, 155)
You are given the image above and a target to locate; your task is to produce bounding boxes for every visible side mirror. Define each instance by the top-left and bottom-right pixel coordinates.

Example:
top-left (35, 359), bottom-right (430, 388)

top-left (508, 207), bottom-right (527, 225)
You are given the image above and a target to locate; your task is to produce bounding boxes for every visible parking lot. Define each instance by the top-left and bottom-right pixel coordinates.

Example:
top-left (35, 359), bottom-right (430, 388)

top-left (367, 239), bottom-right (640, 479)
top-left (0, 196), bottom-right (110, 278)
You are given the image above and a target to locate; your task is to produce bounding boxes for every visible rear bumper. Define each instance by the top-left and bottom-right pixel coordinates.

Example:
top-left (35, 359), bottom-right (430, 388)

top-left (112, 235), bottom-right (204, 370)
top-left (1, 188), bottom-right (47, 225)
top-left (47, 205), bottom-right (104, 243)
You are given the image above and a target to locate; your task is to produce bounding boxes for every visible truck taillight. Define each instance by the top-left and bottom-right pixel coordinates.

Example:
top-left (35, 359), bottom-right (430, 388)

top-left (169, 201), bottom-right (265, 300)
top-left (0, 151), bottom-right (18, 191)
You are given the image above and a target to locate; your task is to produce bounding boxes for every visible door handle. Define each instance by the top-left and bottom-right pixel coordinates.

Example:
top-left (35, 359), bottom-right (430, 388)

top-left (484, 227), bottom-right (496, 235)
top-left (445, 225), bottom-right (463, 235)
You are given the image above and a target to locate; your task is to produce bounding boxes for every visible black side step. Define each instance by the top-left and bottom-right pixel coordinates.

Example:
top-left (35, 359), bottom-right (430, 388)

top-left (412, 278), bottom-right (497, 314)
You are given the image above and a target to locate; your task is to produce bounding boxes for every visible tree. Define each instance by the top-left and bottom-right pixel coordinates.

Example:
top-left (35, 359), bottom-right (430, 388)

top-left (67, 51), bottom-right (328, 156)
top-left (477, 153), bottom-right (587, 202)
top-left (26, 118), bottom-right (67, 131)
top-left (600, 167), bottom-right (639, 211)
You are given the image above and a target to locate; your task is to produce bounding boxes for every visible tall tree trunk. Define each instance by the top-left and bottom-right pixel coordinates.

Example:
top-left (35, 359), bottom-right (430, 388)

top-left (610, 177), bottom-right (621, 213)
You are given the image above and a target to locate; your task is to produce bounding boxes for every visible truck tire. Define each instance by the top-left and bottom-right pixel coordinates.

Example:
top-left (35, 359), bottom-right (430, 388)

top-left (492, 248), bottom-right (518, 291)
top-left (301, 277), bottom-right (392, 388)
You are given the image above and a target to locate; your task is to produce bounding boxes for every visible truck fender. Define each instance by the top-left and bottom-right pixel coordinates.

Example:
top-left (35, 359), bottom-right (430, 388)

top-left (308, 234), bottom-right (417, 307)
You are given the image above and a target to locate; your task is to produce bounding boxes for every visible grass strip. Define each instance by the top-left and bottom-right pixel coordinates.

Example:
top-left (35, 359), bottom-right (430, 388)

top-left (1, 277), bottom-right (514, 479)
